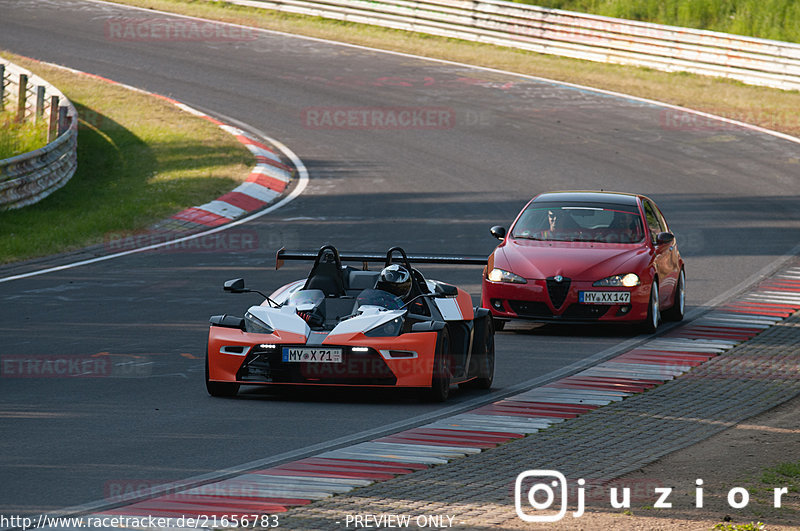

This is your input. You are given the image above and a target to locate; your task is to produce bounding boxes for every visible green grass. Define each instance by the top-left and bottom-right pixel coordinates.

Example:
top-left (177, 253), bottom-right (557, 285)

top-left (514, 0), bottom-right (800, 43)
top-left (761, 460), bottom-right (800, 493)
top-left (0, 113), bottom-right (48, 159)
top-left (0, 53), bottom-right (252, 264)
top-left (712, 522), bottom-right (765, 531)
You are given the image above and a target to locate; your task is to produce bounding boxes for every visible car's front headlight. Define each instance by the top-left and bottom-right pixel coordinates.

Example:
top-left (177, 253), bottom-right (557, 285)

top-left (244, 311), bottom-right (275, 334)
top-left (364, 316), bottom-right (404, 337)
top-left (593, 273), bottom-right (640, 287)
top-left (487, 268), bottom-right (527, 284)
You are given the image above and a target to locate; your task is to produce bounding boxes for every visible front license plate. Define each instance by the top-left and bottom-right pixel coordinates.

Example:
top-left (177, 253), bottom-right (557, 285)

top-left (579, 291), bottom-right (631, 304)
top-left (282, 347), bottom-right (343, 363)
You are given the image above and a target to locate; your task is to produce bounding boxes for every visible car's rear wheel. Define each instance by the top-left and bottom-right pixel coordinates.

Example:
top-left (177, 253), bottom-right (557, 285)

top-left (205, 344), bottom-right (239, 398)
top-left (427, 328), bottom-right (452, 402)
top-left (640, 280), bottom-right (661, 334)
top-left (663, 269), bottom-right (685, 322)
top-left (461, 318), bottom-right (494, 390)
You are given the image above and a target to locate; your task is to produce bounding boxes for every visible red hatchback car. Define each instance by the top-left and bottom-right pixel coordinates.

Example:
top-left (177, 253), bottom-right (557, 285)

top-left (482, 191), bottom-right (685, 332)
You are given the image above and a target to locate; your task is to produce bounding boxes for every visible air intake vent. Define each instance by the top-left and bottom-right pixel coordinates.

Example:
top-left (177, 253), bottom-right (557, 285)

top-left (546, 276), bottom-right (571, 309)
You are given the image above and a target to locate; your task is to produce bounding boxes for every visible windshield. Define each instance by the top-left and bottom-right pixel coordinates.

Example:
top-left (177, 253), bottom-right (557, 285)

top-left (511, 205), bottom-right (645, 243)
top-left (356, 289), bottom-right (404, 311)
top-left (287, 289), bottom-right (325, 310)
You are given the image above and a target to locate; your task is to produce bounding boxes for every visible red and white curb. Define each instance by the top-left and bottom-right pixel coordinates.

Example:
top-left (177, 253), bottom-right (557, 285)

top-left (170, 120), bottom-right (294, 228)
top-left (26, 60), bottom-right (295, 232)
top-left (69, 266), bottom-right (800, 526)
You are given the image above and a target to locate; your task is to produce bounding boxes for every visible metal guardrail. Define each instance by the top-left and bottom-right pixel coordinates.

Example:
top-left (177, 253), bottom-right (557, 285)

top-left (234, 0), bottom-right (800, 91)
top-left (0, 61), bottom-right (78, 210)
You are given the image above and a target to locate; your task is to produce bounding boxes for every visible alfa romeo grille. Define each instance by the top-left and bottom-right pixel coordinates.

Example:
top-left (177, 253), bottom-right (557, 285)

top-left (546, 277), bottom-right (571, 309)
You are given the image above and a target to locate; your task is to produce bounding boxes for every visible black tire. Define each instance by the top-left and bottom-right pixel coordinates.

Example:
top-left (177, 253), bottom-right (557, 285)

top-left (493, 318), bottom-right (506, 331)
top-left (663, 269), bottom-right (685, 322)
top-left (639, 280), bottom-right (661, 334)
top-left (426, 328), bottom-right (452, 402)
top-left (461, 318), bottom-right (495, 390)
top-left (205, 343), bottom-right (239, 397)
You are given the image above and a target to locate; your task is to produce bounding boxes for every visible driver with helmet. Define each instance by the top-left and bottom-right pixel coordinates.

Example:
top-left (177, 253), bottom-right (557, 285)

top-left (374, 264), bottom-right (412, 300)
top-left (356, 263), bottom-right (428, 314)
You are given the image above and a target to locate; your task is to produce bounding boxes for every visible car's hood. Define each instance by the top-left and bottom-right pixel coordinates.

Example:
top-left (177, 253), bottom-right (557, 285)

top-left (248, 304), bottom-right (405, 339)
top-left (495, 239), bottom-right (650, 281)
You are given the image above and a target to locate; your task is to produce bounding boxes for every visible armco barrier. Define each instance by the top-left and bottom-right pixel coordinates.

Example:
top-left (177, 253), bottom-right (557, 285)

top-left (0, 61), bottom-right (78, 210)
top-left (232, 0), bottom-right (800, 91)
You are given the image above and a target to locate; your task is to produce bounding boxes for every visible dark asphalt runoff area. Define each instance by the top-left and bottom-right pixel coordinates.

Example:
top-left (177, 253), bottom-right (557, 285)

top-left (1, 0), bottom-right (799, 516)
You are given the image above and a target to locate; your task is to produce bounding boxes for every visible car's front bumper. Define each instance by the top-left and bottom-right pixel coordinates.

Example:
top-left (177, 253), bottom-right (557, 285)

top-left (481, 278), bottom-right (651, 324)
top-left (207, 326), bottom-right (439, 387)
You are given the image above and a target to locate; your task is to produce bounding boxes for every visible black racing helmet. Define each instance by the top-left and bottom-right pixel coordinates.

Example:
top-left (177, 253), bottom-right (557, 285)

top-left (375, 264), bottom-right (412, 299)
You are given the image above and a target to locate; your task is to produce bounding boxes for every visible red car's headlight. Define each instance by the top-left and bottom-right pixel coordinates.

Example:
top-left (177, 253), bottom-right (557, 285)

top-left (593, 273), bottom-right (640, 287)
top-left (487, 268), bottom-right (527, 284)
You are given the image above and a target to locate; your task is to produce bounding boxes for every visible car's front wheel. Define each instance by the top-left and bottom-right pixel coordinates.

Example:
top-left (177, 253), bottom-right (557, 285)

top-left (663, 269), bottom-right (685, 322)
top-left (640, 280), bottom-right (661, 334)
top-left (461, 317), bottom-right (494, 390)
top-left (205, 344), bottom-right (239, 398)
top-left (426, 328), bottom-right (452, 402)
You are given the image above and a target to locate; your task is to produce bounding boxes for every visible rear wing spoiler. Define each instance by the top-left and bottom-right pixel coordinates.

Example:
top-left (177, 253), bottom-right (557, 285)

top-left (276, 246), bottom-right (488, 270)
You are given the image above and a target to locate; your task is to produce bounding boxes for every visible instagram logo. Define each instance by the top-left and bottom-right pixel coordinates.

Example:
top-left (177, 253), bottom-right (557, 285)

top-left (515, 470), bottom-right (792, 520)
top-left (515, 470), bottom-right (584, 522)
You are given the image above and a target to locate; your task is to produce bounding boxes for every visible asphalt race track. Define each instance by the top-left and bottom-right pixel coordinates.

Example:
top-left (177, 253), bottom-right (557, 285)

top-left (1, 0), bottom-right (799, 516)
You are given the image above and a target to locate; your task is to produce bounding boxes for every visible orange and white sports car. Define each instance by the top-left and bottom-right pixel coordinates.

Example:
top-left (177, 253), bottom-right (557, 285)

top-left (206, 245), bottom-right (492, 402)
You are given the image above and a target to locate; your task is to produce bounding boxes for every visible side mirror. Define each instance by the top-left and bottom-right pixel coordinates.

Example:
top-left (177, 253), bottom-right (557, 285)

top-left (223, 278), bottom-right (246, 293)
top-left (656, 232), bottom-right (675, 245)
top-left (490, 226), bottom-right (507, 240)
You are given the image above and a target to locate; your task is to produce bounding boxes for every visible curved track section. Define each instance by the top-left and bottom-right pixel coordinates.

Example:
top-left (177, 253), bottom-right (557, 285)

top-left (0, 0), bottom-right (798, 515)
